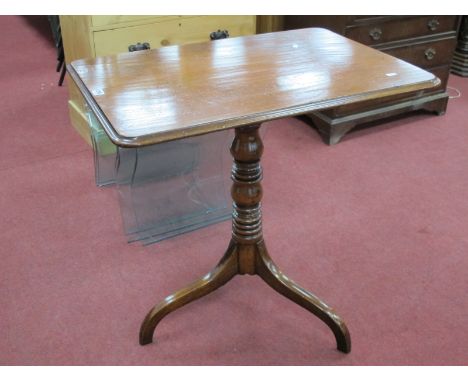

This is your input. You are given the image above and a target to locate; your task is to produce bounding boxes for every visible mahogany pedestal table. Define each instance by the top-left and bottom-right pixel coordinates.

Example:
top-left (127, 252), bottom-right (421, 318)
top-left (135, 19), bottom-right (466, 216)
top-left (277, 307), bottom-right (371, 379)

top-left (68, 28), bottom-right (438, 354)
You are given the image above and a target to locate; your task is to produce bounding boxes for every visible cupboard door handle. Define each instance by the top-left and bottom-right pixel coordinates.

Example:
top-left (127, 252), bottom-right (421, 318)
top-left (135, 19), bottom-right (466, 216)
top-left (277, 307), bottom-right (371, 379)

top-left (210, 29), bottom-right (229, 40)
top-left (427, 18), bottom-right (440, 31)
top-left (369, 27), bottom-right (382, 41)
top-left (424, 47), bottom-right (436, 60)
top-left (128, 42), bottom-right (150, 52)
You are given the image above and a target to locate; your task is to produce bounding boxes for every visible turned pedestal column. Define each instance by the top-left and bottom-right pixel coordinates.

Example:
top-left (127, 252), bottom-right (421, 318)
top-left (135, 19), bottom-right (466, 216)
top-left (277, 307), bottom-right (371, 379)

top-left (139, 124), bottom-right (351, 353)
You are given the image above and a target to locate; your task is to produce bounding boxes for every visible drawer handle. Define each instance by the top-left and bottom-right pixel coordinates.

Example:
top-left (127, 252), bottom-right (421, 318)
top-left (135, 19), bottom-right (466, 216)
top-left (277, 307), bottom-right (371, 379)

top-left (210, 29), bottom-right (229, 40)
top-left (160, 39), bottom-right (170, 47)
top-left (128, 42), bottom-right (150, 52)
top-left (427, 18), bottom-right (440, 31)
top-left (369, 27), bottom-right (382, 41)
top-left (425, 47), bottom-right (436, 60)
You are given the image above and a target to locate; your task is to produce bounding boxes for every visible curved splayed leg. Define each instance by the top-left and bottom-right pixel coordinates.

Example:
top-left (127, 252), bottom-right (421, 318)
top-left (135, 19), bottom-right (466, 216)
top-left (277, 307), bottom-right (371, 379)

top-left (139, 240), bottom-right (239, 345)
top-left (255, 241), bottom-right (351, 353)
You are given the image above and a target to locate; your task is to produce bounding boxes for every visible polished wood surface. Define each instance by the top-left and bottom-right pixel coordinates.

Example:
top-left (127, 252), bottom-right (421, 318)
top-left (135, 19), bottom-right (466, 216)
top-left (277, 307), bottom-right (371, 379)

top-left (283, 16), bottom-right (459, 144)
top-left (69, 28), bottom-right (442, 354)
top-left (61, 15), bottom-right (258, 147)
top-left (68, 27), bottom-right (438, 147)
top-left (139, 125), bottom-right (351, 352)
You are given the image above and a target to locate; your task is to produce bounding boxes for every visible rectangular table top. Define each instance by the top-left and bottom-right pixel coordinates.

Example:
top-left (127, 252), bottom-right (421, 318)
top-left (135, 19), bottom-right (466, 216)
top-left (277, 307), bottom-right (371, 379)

top-left (68, 28), bottom-right (439, 147)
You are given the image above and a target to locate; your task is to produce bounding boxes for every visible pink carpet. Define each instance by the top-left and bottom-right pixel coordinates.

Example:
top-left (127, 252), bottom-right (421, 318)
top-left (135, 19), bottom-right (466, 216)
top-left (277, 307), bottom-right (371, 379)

top-left (1, 16), bottom-right (468, 365)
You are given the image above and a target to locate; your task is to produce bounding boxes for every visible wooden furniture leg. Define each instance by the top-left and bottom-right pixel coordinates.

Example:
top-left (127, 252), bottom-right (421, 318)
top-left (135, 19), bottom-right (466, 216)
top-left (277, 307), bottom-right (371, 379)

top-left (139, 240), bottom-right (239, 345)
top-left (255, 241), bottom-right (351, 353)
top-left (139, 124), bottom-right (351, 353)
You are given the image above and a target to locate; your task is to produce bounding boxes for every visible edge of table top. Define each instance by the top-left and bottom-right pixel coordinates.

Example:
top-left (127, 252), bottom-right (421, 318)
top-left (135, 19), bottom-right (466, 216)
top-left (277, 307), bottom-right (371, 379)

top-left (68, 29), bottom-right (440, 148)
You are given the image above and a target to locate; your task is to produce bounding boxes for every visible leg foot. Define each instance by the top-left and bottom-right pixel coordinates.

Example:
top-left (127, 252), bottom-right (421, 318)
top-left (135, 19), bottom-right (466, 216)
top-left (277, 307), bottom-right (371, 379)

top-left (139, 240), bottom-right (239, 345)
top-left (255, 241), bottom-right (351, 353)
top-left (301, 113), bottom-right (356, 145)
top-left (422, 96), bottom-right (448, 116)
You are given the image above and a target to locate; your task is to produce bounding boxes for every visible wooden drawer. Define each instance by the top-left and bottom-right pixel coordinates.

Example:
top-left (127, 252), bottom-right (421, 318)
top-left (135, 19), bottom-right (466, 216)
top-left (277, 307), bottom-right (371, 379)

top-left (345, 16), bottom-right (457, 46)
top-left (321, 65), bottom-right (450, 118)
top-left (351, 16), bottom-right (387, 21)
top-left (93, 15), bottom-right (256, 56)
top-left (381, 37), bottom-right (458, 68)
top-left (91, 15), bottom-right (177, 28)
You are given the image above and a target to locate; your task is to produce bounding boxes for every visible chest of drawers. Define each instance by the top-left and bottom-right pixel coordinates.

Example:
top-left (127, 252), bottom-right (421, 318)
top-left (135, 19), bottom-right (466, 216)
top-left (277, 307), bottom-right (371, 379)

top-left (60, 15), bottom-right (258, 145)
top-left (451, 16), bottom-right (468, 76)
top-left (283, 16), bottom-right (461, 144)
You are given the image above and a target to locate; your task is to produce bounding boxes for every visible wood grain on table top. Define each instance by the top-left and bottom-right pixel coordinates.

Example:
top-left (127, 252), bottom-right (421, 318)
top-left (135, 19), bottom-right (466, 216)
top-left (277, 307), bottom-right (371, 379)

top-left (68, 28), bottom-right (439, 147)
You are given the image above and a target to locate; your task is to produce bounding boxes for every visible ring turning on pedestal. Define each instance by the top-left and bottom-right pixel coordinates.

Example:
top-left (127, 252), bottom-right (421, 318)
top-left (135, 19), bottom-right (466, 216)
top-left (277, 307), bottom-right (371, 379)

top-left (139, 124), bottom-right (351, 353)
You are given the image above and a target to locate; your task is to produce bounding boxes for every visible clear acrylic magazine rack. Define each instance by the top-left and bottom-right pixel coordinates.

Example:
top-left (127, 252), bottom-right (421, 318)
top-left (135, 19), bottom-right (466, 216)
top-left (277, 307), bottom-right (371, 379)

top-left (86, 105), bottom-right (232, 244)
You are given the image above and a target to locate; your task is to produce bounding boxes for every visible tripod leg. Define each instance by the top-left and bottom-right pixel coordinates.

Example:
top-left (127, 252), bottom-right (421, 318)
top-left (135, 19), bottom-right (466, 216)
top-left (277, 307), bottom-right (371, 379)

top-left (255, 241), bottom-right (351, 353)
top-left (139, 240), bottom-right (239, 345)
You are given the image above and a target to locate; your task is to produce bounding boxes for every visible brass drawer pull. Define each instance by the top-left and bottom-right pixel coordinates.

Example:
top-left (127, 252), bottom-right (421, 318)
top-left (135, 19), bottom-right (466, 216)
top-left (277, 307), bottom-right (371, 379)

top-left (424, 47), bottom-right (436, 60)
top-left (427, 18), bottom-right (440, 31)
top-left (128, 42), bottom-right (150, 52)
top-left (369, 27), bottom-right (382, 41)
